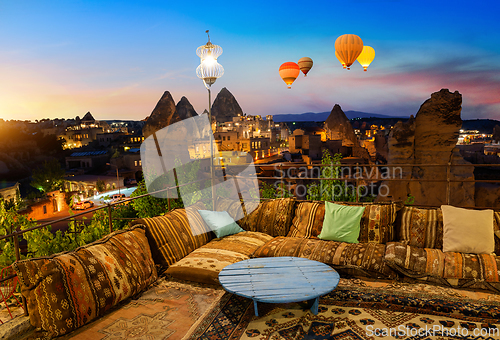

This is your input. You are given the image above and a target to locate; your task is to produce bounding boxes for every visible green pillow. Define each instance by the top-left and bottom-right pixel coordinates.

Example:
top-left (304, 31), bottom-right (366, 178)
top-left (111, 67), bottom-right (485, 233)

top-left (198, 210), bottom-right (245, 238)
top-left (318, 202), bottom-right (365, 243)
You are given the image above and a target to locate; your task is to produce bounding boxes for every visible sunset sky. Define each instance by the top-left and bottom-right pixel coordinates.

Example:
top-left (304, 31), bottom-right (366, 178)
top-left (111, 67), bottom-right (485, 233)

top-left (0, 0), bottom-right (499, 122)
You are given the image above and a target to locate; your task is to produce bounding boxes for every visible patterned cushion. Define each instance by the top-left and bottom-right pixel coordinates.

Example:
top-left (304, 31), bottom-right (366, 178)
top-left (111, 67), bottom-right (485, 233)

top-left (215, 196), bottom-right (259, 222)
top-left (166, 231), bottom-right (273, 284)
top-left (253, 236), bottom-right (396, 279)
top-left (396, 206), bottom-right (444, 249)
top-left (287, 202), bottom-right (325, 238)
top-left (385, 242), bottom-right (500, 292)
top-left (237, 198), bottom-right (295, 237)
top-left (287, 201), bottom-right (400, 244)
top-left (494, 211), bottom-right (500, 256)
top-left (12, 226), bottom-right (157, 338)
top-left (131, 205), bottom-right (212, 267)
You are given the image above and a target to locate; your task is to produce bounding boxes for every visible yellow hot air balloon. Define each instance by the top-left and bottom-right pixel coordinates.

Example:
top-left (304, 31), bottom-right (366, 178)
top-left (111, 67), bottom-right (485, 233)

top-left (279, 62), bottom-right (300, 89)
top-left (357, 45), bottom-right (375, 71)
top-left (334, 34), bottom-right (363, 70)
top-left (298, 57), bottom-right (313, 76)
top-left (335, 51), bottom-right (346, 69)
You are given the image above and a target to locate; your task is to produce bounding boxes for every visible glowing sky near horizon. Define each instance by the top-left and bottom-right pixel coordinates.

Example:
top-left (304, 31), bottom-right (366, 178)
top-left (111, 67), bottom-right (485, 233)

top-left (0, 0), bottom-right (499, 122)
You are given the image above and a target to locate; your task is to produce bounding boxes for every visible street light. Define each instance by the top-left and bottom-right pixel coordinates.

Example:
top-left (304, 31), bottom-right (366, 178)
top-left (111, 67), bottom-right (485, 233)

top-left (196, 30), bottom-right (223, 209)
top-left (106, 163), bottom-right (120, 195)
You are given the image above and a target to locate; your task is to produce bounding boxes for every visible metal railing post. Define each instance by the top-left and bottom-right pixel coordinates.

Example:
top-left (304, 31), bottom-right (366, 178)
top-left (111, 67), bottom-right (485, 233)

top-left (108, 204), bottom-right (113, 233)
top-left (446, 161), bottom-right (452, 205)
top-left (280, 164), bottom-right (284, 197)
top-left (355, 163), bottom-right (360, 202)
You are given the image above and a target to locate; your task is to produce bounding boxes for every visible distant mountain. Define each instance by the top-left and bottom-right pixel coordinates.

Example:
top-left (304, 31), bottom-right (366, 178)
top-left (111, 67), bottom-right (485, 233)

top-left (461, 119), bottom-right (500, 134)
top-left (273, 110), bottom-right (406, 122)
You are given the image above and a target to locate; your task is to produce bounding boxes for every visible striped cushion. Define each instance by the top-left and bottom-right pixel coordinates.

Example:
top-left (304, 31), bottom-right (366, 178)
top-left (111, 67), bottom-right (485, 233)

top-left (13, 227), bottom-right (157, 338)
top-left (166, 231), bottom-right (273, 284)
top-left (287, 201), bottom-right (400, 244)
top-left (494, 211), bottom-right (500, 255)
top-left (396, 206), bottom-right (444, 249)
top-left (237, 198), bottom-right (295, 237)
top-left (385, 242), bottom-right (500, 292)
top-left (287, 202), bottom-right (325, 238)
top-left (253, 236), bottom-right (396, 279)
top-left (131, 205), bottom-right (212, 267)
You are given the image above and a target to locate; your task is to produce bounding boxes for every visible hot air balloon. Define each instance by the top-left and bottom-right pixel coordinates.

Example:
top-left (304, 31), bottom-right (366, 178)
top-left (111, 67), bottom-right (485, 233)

top-left (298, 57), bottom-right (313, 76)
top-left (279, 62), bottom-right (300, 89)
top-left (356, 45), bottom-right (375, 71)
top-left (335, 51), bottom-right (346, 69)
top-left (334, 34), bottom-right (363, 70)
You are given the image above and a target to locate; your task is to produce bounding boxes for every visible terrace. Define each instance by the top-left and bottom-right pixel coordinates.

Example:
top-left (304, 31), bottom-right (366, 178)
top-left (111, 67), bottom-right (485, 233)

top-left (1, 160), bottom-right (500, 339)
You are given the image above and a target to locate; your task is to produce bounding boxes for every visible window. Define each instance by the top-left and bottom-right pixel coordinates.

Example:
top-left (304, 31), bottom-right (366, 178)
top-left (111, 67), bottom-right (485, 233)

top-left (196, 146), bottom-right (199, 152)
top-left (227, 136), bottom-right (231, 141)
top-left (134, 160), bottom-right (138, 166)
top-left (139, 160), bottom-right (142, 166)
top-left (43, 205), bottom-right (47, 214)
top-left (223, 136), bottom-right (226, 141)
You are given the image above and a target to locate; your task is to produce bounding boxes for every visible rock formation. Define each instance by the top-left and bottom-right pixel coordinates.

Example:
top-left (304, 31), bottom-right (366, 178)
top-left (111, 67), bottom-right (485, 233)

top-left (176, 96), bottom-right (198, 121)
top-left (378, 89), bottom-right (475, 206)
top-left (210, 87), bottom-right (243, 123)
top-left (142, 91), bottom-right (181, 139)
top-left (493, 125), bottom-right (500, 143)
top-left (324, 104), bottom-right (359, 147)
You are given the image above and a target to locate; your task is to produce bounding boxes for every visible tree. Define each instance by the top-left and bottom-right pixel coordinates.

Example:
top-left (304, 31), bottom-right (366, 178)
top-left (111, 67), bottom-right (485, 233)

top-left (30, 159), bottom-right (66, 193)
top-left (96, 178), bottom-right (106, 193)
top-left (306, 150), bottom-right (357, 202)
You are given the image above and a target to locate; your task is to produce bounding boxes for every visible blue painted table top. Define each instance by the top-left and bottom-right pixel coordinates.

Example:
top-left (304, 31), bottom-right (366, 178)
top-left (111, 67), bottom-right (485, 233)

top-left (218, 257), bottom-right (340, 307)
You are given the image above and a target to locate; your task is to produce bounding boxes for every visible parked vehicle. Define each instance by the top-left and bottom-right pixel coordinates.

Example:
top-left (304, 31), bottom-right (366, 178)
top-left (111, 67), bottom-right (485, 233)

top-left (111, 193), bottom-right (126, 203)
top-left (125, 178), bottom-right (137, 186)
top-left (74, 200), bottom-right (94, 210)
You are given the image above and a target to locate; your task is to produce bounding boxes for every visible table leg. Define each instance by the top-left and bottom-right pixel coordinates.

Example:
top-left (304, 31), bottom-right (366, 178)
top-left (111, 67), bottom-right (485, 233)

top-left (253, 300), bottom-right (259, 316)
top-left (308, 297), bottom-right (319, 315)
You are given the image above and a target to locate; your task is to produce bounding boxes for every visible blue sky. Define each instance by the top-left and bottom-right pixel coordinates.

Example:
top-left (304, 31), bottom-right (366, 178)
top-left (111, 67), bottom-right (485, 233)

top-left (0, 0), bottom-right (499, 121)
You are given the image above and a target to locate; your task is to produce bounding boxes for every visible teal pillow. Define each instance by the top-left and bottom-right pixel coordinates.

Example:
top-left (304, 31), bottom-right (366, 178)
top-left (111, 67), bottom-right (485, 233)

top-left (318, 202), bottom-right (365, 243)
top-left (198, 210), bottom-right (245, 238)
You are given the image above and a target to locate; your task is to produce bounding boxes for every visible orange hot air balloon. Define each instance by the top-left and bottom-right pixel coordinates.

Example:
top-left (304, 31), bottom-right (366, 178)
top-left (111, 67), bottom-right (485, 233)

top-left (279, 62), bottom-right (300, 89)
top-left (335, 51), bottom-right (346, 69)
top-left (298, 57), bottom-right (313, 76)
top-left (356, 45), bottom-right (375, 71)
top-left (334, 34), bottom-right (363, 70)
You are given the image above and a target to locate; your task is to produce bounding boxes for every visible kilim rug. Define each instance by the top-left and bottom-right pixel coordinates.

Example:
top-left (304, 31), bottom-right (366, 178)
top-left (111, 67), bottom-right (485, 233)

top-left (47, 276), bottom-right (224, 340)
top-left (182, 277), bottom-right (500, 340)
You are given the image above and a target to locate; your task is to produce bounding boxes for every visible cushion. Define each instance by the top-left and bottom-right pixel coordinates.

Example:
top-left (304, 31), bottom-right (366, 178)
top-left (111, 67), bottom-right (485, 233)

top-left (384, 242), bottom-right (445, 279)
top-left (318, 202), bottom-right (365, 243)
top-left (166, 231), bottom-right (273, 284)
top-left (130, 205), bottom-right (212, 267)
top-left (12, 226), bottom-right (157, 338)
top-left (237, 198), bottom-right (295, 237)
top-left (396, 206), bottom-right (443, 249)
top-left (198, 210), bottom-right (245, 238)
top-left (495, 211), bottom-right (500, 255)
top-left (253, 236), bottom-right (396, 279)
top-left (287, 201), bottom-right (400, 244)
top-left (356, 202), bottom-right (401, 243)
top-left (441, 205), bottom-right (494, 254)
top-left (287, 202), bottom-right (325, 238)
top-left (385, 242), bottom-right (500, 292)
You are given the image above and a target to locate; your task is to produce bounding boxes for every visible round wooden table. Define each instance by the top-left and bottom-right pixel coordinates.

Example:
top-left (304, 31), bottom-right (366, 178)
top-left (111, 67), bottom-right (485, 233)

top-left (218, 256), bottom-right (340, 316)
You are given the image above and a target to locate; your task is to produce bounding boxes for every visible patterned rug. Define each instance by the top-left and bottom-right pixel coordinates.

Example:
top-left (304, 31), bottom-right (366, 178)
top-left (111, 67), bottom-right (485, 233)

top-left (54, 276), bottom-right (225, 340)
top-left (183, 278), bottom-right (500, 340)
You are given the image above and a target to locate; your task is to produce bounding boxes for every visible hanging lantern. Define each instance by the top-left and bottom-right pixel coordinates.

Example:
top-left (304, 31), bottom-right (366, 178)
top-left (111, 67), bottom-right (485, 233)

top-left (196, 30), bottom-right (224, 89)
